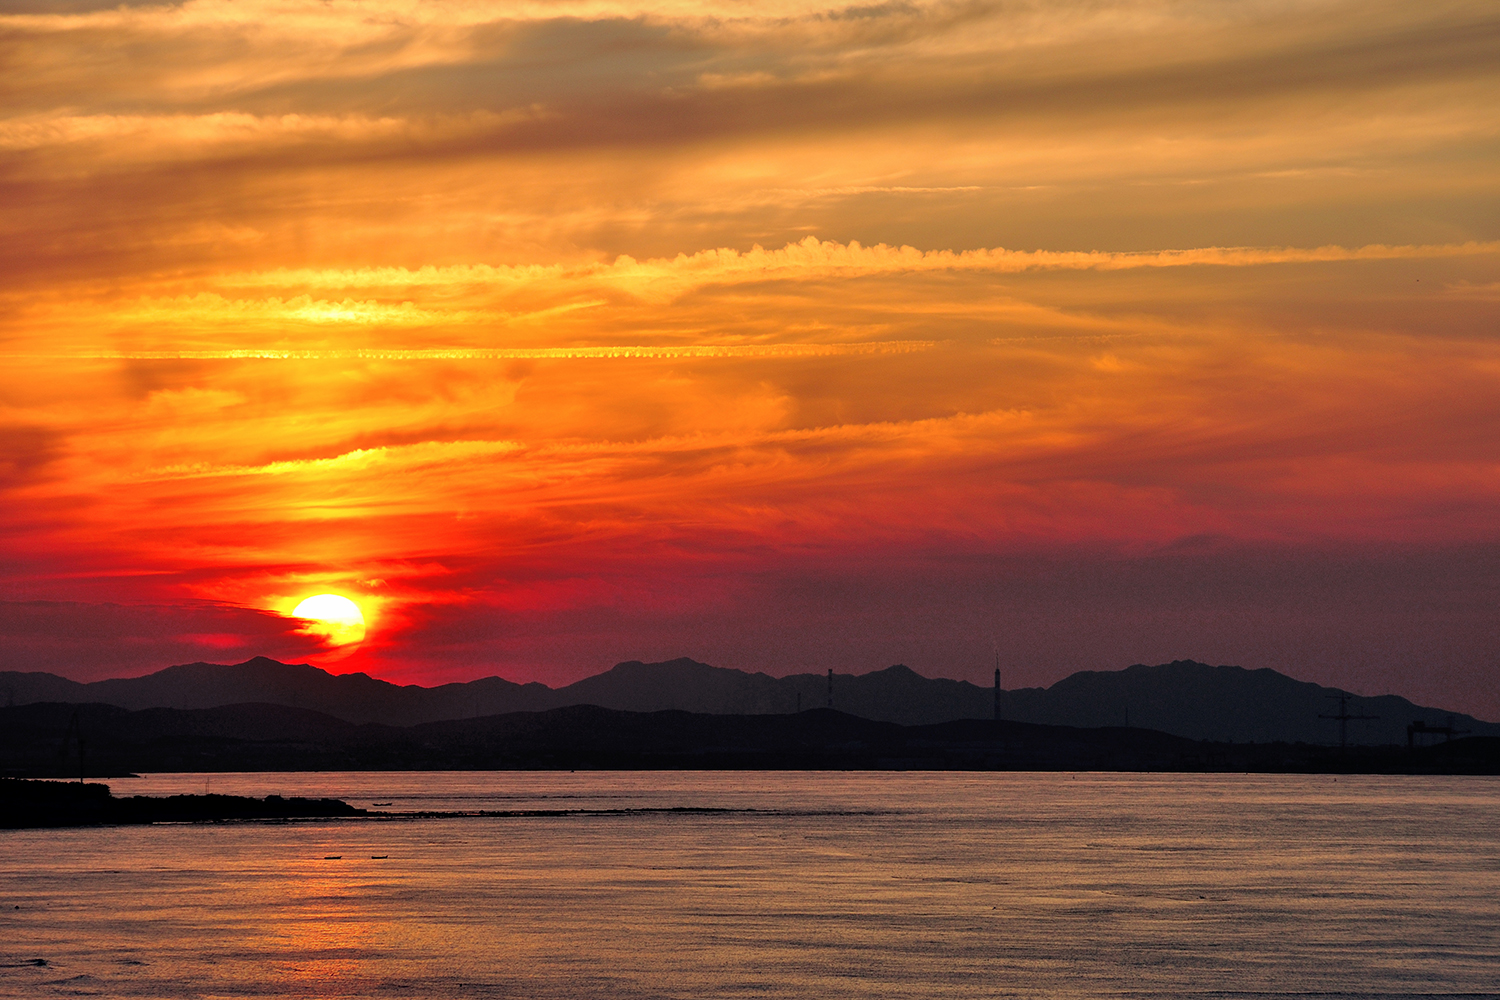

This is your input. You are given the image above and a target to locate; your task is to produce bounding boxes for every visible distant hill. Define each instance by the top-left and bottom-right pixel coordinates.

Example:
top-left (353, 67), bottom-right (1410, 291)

top-left (1001, 661), bottom-right (1500, 746)
top-left (5, 701), bottom-right (1498, 777)
top-left (2, 656), bottom-right (1495, 746)
top-left (0, 657), bottom-right (557, 724)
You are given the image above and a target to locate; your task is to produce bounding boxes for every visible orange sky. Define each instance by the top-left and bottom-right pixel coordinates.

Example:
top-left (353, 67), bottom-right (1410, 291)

top-left (2, 0), bottom-right (1498, 714)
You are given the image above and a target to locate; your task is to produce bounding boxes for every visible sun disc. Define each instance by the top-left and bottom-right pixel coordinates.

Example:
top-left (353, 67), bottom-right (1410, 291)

top-left (292, 593), bottom-right (367, 646)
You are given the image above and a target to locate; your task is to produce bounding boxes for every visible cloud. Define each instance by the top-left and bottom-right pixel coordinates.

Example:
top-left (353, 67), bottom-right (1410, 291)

top-left (0, 423), bottom-right (64, 487)
top-left (216, 236), bottom-right (1500, 289)
top-left (1, 0), bottom-right (1498, 715)
top-left (7, 237), bottom-right (1493, 358)
top-left (35, 341), bottom-right (940, 360)
top-left (0, 599), bottom-right (326, 679)
top-left (3, 0), bottom-right (1496, 291)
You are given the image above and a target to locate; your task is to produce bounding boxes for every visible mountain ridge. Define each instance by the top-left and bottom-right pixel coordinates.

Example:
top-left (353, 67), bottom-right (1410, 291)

top-left (2, 656), bottom-right (1495, 746)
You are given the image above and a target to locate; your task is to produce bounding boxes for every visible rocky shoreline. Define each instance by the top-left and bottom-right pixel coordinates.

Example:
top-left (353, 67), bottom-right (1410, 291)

top-left (1, 777), bottom-right (366, 829)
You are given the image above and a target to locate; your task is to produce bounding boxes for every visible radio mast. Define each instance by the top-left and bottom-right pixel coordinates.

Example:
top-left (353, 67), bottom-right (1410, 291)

top-left (993, 647), bottom-right (1002, 722)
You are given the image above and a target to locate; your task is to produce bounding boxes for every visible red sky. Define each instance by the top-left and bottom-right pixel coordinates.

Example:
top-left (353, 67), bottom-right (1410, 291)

top-left (2, 0), bottom-right (1498, 716)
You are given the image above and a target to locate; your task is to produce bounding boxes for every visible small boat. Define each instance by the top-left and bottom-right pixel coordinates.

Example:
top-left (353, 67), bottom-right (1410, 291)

top-left (372, 801), bottom-right (392, 807)
top-left (323, 855), bottom-right (342, 860)
top-left (371, 855), bottom-right (389, 860)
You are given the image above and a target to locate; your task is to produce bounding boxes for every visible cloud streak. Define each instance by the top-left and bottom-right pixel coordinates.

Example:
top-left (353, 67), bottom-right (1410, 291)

top-left (216, 237), bottom-right (1500, 288)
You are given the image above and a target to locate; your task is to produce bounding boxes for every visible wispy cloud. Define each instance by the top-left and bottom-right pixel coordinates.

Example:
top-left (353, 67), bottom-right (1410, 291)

top-left (214, 237), bottom-right (1500, 291)
top-left (32, 341), bottom-right (939, 360)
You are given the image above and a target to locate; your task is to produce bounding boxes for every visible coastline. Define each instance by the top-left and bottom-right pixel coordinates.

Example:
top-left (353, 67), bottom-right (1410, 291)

top-left (6, 703), bottom-right (1500, 780)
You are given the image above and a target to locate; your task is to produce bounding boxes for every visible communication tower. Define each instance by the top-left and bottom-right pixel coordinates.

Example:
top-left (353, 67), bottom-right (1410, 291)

top-left (993, 650), bottom-right (1002, 723)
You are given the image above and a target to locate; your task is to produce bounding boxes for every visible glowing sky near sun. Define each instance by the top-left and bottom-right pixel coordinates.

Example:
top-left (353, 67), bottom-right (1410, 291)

top-left (1, 0), bottom-right (1498, 714)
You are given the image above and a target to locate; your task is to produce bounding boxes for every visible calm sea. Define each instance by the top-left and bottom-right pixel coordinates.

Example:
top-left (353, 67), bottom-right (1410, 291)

top-left (2, 772), bottom-right (1497, 999)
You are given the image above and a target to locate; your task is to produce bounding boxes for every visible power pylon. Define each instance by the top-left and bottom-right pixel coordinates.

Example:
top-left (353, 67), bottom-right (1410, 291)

top-left (1319, 690), bottom-right (1378, 749)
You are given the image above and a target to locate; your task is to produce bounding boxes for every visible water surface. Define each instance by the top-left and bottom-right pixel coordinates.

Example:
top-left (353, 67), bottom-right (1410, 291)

top-left (3, 772), bottom-right (1497, 998)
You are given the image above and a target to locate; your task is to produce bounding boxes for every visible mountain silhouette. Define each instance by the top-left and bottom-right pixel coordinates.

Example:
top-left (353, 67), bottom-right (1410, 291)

top-left (0, 657), bottom-right (555, 723)
top-left (1, 656), bottom-right (1494, 746)
top-left (6, 701), bottom-right (1498, 778)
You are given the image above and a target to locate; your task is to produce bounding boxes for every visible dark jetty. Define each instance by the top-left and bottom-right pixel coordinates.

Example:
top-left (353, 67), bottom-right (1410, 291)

top-left (1, 777), bottom-right (366, 829)
top-left (4, 701), bottom-right (1499, 776)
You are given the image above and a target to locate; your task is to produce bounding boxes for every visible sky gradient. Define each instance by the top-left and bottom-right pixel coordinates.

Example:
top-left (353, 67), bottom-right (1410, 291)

top-left (2, 0), bottom-right (1498, 715)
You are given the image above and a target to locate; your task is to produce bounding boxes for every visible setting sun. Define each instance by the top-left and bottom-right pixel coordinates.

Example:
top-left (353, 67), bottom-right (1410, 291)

top-left (292, 594), bottom-right (367, 648)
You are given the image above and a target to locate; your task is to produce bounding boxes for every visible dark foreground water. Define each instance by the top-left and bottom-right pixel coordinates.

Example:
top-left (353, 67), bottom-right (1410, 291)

top-left (2, 772), bottom-right (1497, 999)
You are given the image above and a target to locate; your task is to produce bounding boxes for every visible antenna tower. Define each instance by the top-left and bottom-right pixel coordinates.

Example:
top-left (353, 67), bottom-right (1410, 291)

top-left (826, 668), bottom-right (833, 710)
top-left (993, 647), bottom-right (1002, 723)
